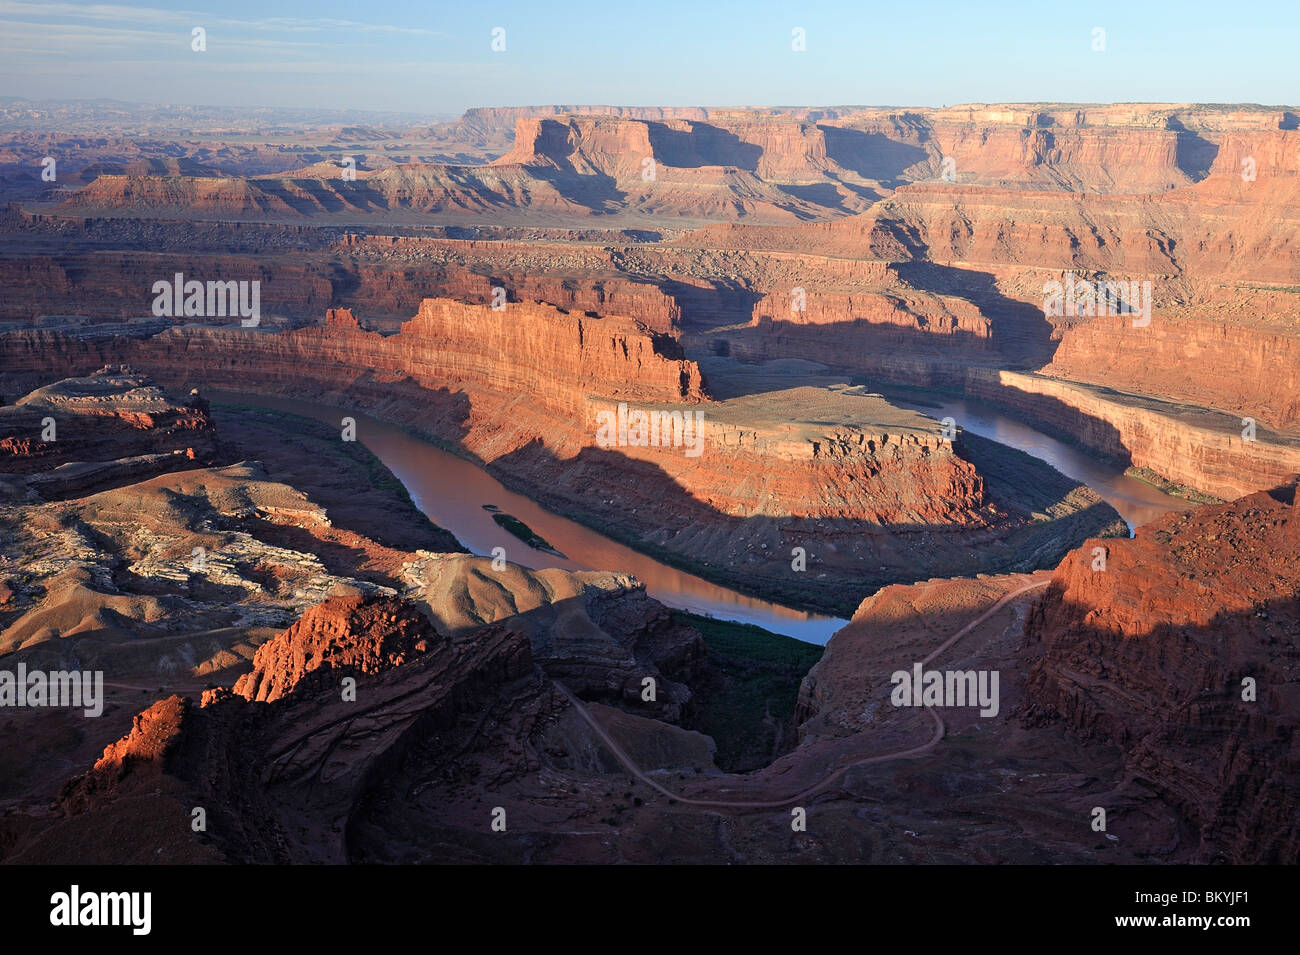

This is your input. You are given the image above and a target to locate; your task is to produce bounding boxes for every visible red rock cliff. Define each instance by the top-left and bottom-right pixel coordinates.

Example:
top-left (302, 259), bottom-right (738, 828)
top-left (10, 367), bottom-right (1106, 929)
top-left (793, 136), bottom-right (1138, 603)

top-left (1019, 481), bottom-right (1300, 863)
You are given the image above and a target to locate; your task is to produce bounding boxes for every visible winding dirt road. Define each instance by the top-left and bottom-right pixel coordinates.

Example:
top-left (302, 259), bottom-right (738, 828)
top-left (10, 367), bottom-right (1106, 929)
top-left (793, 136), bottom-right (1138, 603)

top-left (557, 578), bottom-right (1050, 810)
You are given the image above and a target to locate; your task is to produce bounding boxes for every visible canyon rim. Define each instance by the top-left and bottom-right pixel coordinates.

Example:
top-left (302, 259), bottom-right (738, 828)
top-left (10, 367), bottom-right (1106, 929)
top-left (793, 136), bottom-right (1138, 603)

top-left (0, 0), bottom-right (1295, 938)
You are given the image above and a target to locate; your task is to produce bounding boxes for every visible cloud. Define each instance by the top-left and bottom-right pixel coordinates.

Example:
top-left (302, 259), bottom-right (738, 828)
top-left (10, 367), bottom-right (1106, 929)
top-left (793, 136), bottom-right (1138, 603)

top-left (0, 18), bottom-right (332, 58)
top-left (0, 2), bottom-right (447, 37)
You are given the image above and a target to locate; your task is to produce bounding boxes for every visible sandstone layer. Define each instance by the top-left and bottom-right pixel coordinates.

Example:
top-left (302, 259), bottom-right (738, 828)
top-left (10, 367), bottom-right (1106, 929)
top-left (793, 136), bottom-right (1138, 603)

top-left (1020, 480), bottom-right (1300, 863)
top-left (0, 367), bottom-right (218, 498)
top-left (7, 101), bottom-right (1299, 869)
top-left (0, 301), bottom-right (1124, 615)
top-left (0, 572), bottom-right (1189, 864)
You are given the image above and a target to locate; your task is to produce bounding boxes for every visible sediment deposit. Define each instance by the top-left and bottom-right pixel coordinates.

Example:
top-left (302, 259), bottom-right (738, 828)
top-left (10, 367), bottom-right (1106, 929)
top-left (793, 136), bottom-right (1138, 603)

top-left (2, 100), bottom-right (1297, 867)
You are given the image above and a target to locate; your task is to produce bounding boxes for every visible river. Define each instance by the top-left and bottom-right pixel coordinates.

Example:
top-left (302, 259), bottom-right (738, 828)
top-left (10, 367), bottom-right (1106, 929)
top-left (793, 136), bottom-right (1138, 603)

top-left (887, 393), bottom-right (1194, 532)
top-left (213, 390), bottom-right (1191, 646)
top-left (212, 392), bottom-right (848, 644)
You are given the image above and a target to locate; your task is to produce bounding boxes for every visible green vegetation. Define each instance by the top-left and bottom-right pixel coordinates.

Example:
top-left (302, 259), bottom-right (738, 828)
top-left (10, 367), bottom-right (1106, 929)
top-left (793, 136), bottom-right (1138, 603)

top-left (564, 524), bottom-right (860, 617)
top-left (1235, 284), bottom-right (1300, 294)
top-left (1125, 466), bottom-right (1223, 505)
top-left (491, 511), bottom-right (564, 556)
top-left (681, 611), bottom-right (824, 668)
top-left (208, 401), bottom-right (465, 553)
top-left (675, 611), bottom-right (824, 773)
top-left (212, 402), bottom-right (418, 509)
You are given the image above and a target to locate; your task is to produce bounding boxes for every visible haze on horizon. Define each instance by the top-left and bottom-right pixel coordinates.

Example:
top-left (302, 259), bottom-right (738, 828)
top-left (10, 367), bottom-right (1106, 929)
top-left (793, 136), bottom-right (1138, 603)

top-left (0, 0), bottom-right (1296, 118)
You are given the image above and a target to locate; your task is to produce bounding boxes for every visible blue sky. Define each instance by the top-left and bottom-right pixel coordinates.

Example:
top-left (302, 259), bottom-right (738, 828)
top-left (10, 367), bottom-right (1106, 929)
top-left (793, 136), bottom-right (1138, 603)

top-left (0, 0), bottom-right (1296, 116)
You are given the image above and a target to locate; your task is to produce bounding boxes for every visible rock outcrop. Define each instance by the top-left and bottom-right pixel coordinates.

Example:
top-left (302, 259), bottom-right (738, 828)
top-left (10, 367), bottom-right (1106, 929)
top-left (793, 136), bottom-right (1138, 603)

top-left (0, 367), bottom-right (218, 498)
top-left (232, 594), bottom-right (441, 702)
top-left (401, 552), bottom-right (706, 722)
top-left (28, 579), bottom-right (714, 863)
top-left (0, 298), bottom-right (1126, 615)
top-left (51, 599), bottom-right (539, 863)
top-left (1019, 480), bottom-right (1300, 863)
top-left (963, 369), bottom-right (1300, 500)
top-left (1045, 312), bottom-right (1300, 432)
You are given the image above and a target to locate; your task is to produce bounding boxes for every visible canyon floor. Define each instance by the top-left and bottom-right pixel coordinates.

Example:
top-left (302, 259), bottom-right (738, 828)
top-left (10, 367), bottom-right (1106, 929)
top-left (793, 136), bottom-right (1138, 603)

top-left (0, 101), bottom-right (1297, 865)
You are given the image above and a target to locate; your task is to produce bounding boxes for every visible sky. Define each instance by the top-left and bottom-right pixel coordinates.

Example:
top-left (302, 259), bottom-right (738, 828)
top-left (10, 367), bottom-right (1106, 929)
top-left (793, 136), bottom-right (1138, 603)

top-left (0, 0), bottom-right (1296, 117)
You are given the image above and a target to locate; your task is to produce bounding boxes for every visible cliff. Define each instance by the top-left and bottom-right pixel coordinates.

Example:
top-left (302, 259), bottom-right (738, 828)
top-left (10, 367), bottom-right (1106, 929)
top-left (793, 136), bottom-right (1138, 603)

top-left (231, 594), bottom-right (440, 703)
top-left (50, 599), bottom-right (540, 863)
top-left (48, 108), bottom-right (1300, 234)
top-left (808, 145), bottom-right (1300, 283)
top-left (0, 251), bottom-right (334, 324)
top-left (1019, 481), bottom-right (1300, 863)
top-left (965, 369), bottom-right (1300, 500)
top-left (55, 118), bottom-right (853, 225)
top-left (393, 299), bottom-right (702, 415)
top-left (735, 286), bottom-right (994, 363)
top-left (0, 242), bottom-right (682, 334)
top-left (0, 299), bottom-right (701, 410)
top-left (1045, 313), bottom-right (1300, 431)
top-left (0, 299), bottom-right (1123, 616)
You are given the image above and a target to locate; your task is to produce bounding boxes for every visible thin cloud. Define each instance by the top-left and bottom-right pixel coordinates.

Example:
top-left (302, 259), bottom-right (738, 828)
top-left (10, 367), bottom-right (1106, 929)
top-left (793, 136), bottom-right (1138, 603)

top-left (1, 56), bottom-right (523, 78)
top-left (0, 19), bottom-right (331, 53)
top-left (0, 1), bottom-right (447, 37)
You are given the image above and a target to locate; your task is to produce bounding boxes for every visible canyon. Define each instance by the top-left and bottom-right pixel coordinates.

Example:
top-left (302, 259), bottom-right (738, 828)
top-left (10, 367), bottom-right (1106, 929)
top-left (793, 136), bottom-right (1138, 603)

top-left (0, 303), bottom-right (1124, 617)
top-left (0, 99), bottom-right (1296, 867)
top-left (6, 452), bottom-right (1293, 863)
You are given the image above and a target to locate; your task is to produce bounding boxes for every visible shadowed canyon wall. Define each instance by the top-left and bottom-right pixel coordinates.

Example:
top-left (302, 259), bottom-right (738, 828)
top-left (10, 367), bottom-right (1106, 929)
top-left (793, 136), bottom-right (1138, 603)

top-left (1021, 483), bottom-right (1300, 864)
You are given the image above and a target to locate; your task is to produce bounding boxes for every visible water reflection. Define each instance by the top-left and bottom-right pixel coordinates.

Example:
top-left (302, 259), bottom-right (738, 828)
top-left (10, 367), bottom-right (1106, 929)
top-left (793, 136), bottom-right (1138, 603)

top-left (211, 392), bottom-right (847, 644)
top-left (889, 394), bottom-right (1194, 532)
top-left (212, 388), bottom-right (1194, 645)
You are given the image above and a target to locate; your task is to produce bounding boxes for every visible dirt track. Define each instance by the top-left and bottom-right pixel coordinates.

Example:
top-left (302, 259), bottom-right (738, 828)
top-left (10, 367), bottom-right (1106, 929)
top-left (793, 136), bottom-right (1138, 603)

top-left (557, 579), bottom-right (1051, 810)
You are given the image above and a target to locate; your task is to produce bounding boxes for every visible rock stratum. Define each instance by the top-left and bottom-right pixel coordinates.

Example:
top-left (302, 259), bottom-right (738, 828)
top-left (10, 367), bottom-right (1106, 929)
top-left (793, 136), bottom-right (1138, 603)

top-left (11, 104), bottom-right (1297, 503)
top-left (1020, 482), bottom-right (1300, 863)
top-left (42, 104), bottom-right (1297, 225)
top-left (11, 483), bottom-right (1296, 864)
top-left (2, 100), bottom-right (1298, 866)
top-left (0, 298), bottom-right (1124, 616)
top-left (0, 367), bottom-right (218, 498)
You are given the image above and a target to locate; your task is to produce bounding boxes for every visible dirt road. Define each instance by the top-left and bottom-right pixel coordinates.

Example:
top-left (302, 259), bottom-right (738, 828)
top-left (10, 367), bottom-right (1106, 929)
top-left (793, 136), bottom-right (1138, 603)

top-left (557, 578), bottom-right (1050, 810)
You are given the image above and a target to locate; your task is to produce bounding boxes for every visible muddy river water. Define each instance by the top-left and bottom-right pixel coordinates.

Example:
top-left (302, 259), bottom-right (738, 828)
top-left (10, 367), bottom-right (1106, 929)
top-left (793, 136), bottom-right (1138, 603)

top-left (215, 391), bottom-right (1189, 645)
top-left (888, 393), bottom-right (1194, 532)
